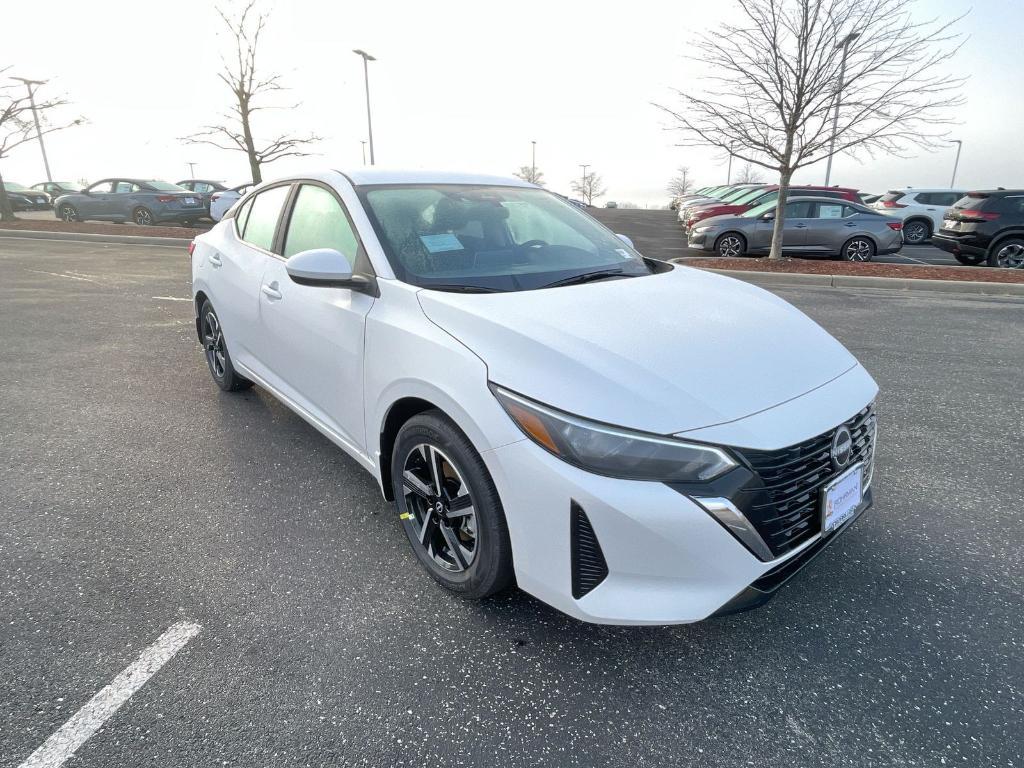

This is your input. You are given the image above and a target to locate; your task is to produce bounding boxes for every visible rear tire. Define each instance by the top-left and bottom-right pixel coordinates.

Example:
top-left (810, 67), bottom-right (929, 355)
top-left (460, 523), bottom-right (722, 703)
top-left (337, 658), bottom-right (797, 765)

top-left (842, 237), bottom-right (875, 262)
top-left (132, 206), bottom-right (154, 226)
top-left (715, 233), bottom-right (747, 258)
top-left (987, 238), bottom-right (1024, 269)
top-left (199, 300), bottom-right (253, 392)
top-left (391, 411), bottom-right (514, 599)
top-left (902, 219), bottom-right (931, 244)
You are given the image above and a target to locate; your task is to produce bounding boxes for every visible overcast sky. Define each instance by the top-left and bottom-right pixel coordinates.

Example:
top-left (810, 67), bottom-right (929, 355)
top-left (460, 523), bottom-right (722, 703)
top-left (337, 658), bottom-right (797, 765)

top-left (3, 0), bottom-right (1020, 204)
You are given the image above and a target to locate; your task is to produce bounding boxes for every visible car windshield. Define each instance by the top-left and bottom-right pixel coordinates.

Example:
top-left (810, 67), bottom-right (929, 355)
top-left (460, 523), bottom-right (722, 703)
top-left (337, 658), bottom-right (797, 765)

top-left (732, 187), bottom-right (771, 205)
top-left (145, 181), bottom-right (187, 192)
top-left (359, 185), bottom-right (655, 292)
top-left (742, 200), bottom-right (778, 218)
top-left (57, 182), bottom-right (84, 191)
top-left (3, 182), bottom-right (29, 191)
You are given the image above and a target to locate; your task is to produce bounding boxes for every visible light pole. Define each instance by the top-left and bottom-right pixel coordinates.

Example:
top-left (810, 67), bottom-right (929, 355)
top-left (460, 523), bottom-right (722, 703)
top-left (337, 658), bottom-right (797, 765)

top-left (824, 31), bottom-right (860, 187)
top-left (531, 140), bottom-right (536, 181)
top-left (949, 140), bottom-right (963, 188)
top-left (12, 77), bottom-right (53, 182)
top-left (726, 153), bottom-right (734, 184)
top-left (360, 140), bottom-right (367, 165)
top-left (187, 162), bottom-right (197, 178)
top-left (353, 49), bottom-right (376, 165)
top-left (579, 164), bottom-right (590, 205)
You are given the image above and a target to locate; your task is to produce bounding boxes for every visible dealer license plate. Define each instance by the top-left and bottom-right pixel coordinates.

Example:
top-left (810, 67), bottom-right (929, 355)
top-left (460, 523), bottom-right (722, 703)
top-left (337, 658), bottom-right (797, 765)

top-left (942, 218), bottom-right (959, 231)
top-left (821, 463), bottom-right (863, 534)
top-left (184, 197), bottom-right (198, 206)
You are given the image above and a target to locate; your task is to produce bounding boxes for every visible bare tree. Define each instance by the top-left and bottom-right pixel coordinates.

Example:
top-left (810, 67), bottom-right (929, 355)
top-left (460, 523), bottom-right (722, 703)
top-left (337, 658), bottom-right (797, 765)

top-left (570, 172), bottom-right (607, 206)
top-left (0, 72), bottom-right (83, 221)
top-left (182, 1), bottom-right (320, 184)
top-left (666, 166), bottom-right (695, 198)
top-left (734, 162), bottom-right (764, 184)
top-left (514, 165), bottom-right (545, 186)
top-left (657, 0), bottom-right (964, 258)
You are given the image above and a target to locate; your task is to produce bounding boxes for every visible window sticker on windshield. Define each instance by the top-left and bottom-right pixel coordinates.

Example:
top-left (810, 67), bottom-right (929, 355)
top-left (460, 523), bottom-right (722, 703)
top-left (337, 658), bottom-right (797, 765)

top-left (615, 248), bottom-right (631, 258)
top-left (420, 233), bottom-right (463, 253)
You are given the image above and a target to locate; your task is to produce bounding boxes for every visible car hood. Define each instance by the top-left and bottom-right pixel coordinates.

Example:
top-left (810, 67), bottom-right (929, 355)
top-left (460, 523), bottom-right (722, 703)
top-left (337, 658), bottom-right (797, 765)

top-left (417, 265), bottom-right (859, 434)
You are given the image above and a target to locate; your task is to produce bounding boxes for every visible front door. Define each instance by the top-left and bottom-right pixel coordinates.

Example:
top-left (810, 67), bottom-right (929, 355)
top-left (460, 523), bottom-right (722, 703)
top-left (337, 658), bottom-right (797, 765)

top-left (79, 180), bottom-right (114, 217)
top-left (256, 182), bottom-right (375, 453)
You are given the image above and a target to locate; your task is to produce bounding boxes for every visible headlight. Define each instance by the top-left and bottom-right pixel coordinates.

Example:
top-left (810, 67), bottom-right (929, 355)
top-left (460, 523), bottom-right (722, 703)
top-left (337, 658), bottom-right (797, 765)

top-left (491, 386), bottom-right (738, 482)
top-left (694, 225), bottom-right (716, 233)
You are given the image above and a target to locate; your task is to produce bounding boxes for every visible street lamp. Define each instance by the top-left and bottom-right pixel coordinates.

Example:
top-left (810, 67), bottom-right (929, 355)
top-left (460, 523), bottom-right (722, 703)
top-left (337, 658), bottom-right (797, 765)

top-left (11, 77), bottom-right (53, 182)
top-left (353, 49), bottom-right (376, 165)
top-left (579, 164), bottom-right (590, 205)
top-left (531, 140), bottom-right (536, 181)
top-left (360, 140), bottom-right (367, 165)
top-left (949, 140), bottom-right (963, 188)
top-left (187, 162), bottom-right (197, 178)
top-left (824, 31), bottom-right (860, 187)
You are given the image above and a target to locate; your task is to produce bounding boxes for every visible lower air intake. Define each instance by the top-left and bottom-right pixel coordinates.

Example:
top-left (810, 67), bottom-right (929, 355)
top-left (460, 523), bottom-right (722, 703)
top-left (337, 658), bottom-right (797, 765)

top-left (571, 502), bottom-right (608, 599)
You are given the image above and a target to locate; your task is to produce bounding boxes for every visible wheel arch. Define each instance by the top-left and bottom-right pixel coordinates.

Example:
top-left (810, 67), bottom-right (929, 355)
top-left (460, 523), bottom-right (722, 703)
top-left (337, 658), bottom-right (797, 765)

top-left (903, 215), bottom-right (933, 233)
top-left (193, 290), bottom-right (210, 341)
top-left (986, 230), bottom-right (1024, 258)
top-left (378, 396), bottom-right (442, 501)
top-left (713, 230), bottom-right (747, 253)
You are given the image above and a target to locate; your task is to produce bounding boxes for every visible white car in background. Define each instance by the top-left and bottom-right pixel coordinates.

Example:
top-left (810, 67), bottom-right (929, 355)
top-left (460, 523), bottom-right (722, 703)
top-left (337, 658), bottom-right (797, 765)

top-left (208, 183), bottom-right (253, 222)
top-left (190, 168), bottom-right (878, 625)
top-left (872, 188), bottom-right (967, 244)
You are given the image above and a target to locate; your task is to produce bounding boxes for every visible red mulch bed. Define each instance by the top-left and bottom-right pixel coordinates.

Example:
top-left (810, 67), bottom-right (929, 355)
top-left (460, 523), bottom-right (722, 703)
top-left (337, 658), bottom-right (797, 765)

top-left (680, 256), bottom-right (1024, 284)
top-left (0, 218), bottom-right (209, 239)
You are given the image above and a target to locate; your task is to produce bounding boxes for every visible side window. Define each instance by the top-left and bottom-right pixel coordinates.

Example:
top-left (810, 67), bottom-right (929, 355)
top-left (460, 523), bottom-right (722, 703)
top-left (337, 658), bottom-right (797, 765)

top-left (786, 201), bottom-right (814, 218)
top-left (234, 197), bottom-right (254, 234)
top-left (239, 185), bottom-right (290, 251)
top-left (193, 182), bottom-right (211, 193)
top-left (842, 205), bottom-right (861, 217)
top-left (937, 193), bottom-right (959, 206)
top-left (283, 184), bottom-right (360, 265)
top-left (88, 181), bottom-right (114, 194)
top-left (114, 181), bottom-right (139, 194)
top-left (817, 203), bottom-right (845, 219)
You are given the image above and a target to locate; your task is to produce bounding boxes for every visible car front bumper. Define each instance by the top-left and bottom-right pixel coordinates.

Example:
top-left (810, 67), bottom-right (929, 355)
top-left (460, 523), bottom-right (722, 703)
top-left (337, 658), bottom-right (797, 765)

top-left (686, 230), bottom-right (718, 250)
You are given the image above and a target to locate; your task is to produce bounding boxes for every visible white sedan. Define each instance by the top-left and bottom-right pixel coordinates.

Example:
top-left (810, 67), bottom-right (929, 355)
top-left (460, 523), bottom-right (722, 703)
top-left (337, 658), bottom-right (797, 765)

top-left (190, 169), bottom-right (878, 624)
top-left (208, 183), bottom-right (253, 222)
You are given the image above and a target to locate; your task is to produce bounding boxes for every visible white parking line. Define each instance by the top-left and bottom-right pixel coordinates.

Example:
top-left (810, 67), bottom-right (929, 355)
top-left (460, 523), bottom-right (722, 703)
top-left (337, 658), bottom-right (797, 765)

top-left (24, 269), bottom-right (101, 284)
top-left (16, 621), bottom-right (202, 768)
top-left (151, 296), bottom-right (191, 302)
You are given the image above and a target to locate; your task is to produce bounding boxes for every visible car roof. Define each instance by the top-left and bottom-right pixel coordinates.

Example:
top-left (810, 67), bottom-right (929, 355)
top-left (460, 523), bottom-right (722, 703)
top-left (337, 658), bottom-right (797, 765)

top-left (337, 168), bottom-right (535, 188)
top-left (785, 195), bottom-right (873, 204)
top-left (887, 187), bottom-right (968, 193)
top-left (964, 189), bottom-right (1024, 195)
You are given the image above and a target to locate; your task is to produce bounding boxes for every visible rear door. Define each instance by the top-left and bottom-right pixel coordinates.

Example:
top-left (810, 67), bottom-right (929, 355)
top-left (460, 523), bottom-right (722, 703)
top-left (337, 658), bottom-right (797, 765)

top-left (255, 181), bottom-right (375, 452)
top-left (211, 183), bottom-right (292, 372)
top-left (778, 200), bottom-right (814, 251)
top-left (801, 201), bottom-right (854, 251)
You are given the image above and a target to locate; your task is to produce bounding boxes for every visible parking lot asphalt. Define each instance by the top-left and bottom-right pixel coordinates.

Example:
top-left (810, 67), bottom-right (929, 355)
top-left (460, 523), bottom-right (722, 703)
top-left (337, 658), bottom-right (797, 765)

top-left (1, 238), bottom-right (1021, 767)
top-left (589, 208), bottom-right (964, 266)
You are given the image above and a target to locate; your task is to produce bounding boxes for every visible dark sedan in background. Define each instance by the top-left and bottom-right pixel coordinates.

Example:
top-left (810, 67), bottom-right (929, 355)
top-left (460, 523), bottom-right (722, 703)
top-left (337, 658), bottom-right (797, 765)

top-left (1, 182), bottom-right (51, 211)
top-left (32, 181), bottom-right (85, 201)
top-left (53, 179), bottom-right (205, 226)
top-left (687, 196), bottom-right (904, 261)
top-left (175, 179), bottom-right (227, 216)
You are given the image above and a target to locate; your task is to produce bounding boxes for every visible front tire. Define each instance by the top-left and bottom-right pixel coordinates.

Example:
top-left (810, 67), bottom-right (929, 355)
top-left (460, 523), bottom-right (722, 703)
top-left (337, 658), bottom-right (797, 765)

top-left (715, 233), bottom-right (747, 258)
top-left (988, 238), bottom-right (1024, 269)
top-left (60, 204), bottom-right (79, 222)
top-left (199, 301), bottom-right (252, 392)
top-left (133, 206), bottom-right (154, 226)
top-left (842, 237), bottom-right (875, 262)
top-left (902, 219), bottom-right (931, 244)
top-left (391, 411), bottom-right (514, 599)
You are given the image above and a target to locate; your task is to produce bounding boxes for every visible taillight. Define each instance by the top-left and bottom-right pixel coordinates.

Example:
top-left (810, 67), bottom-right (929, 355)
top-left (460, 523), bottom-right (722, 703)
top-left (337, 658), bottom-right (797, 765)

top-left (188, 240), bottom-right (196, 258)
top-left (887, 222), bottom-right (903, 231)
top-left (958, 209), bottom-right (1000, 221)
top-left (156, 195), bottom-right (176, 203)
top-left (882, 200), bottom-right (907, 208)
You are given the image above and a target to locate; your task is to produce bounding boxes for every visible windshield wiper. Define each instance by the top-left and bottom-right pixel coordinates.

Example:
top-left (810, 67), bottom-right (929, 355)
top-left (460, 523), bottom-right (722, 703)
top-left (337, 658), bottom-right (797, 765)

top-left (420, 284), bottom-right (506, 294)
top-left (538, 269), bottom-right (628, 289)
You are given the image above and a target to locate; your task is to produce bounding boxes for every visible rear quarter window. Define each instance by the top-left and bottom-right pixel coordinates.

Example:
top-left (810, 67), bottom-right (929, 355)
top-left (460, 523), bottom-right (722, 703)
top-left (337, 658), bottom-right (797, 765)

top-left (879, 191), bottom-right (905, 203)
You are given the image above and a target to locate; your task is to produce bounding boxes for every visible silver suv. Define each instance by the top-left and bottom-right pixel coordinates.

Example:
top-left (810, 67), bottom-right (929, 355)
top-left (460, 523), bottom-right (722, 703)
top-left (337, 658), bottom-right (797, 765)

top-left (872, 188), bottom-right (966, 244)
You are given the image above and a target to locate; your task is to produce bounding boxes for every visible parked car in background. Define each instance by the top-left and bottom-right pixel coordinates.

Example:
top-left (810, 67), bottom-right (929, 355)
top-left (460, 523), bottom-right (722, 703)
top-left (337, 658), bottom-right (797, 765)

top-left (683, 185), bottom-right (861, 232)
top-left (32, 181), bottom-right (85, 201)
top-left (605, 201), bottom-right (618, 208)
top-left (209, 183), bottom-right (253, 222)
top-left (871, 188), bottom-right (965, 245)
top-left (53, 178), bottom-right (205, 225)
top-left (933, 189), bottom-right (1024, 268)
top-left (1, 182), bottom-right (51, 210)
top-left (676, 184), bottom-right (766, 222)
top-left (191, 168), bottom-right (879, 624)
top-left (176, 179), bottom-right (228, 216)
top-left (860, 193), bottom-right (881, 206)
top-left (687, 196), bottom-right (903, 261)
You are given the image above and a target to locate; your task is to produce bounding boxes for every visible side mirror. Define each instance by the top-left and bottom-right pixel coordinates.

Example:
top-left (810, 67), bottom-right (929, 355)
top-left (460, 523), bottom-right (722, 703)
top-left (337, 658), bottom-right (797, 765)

top-left (761, 212), bottom-right (775, 221)
top-left (616, 233), bottom-right (635, 249)
top-left (286, 248), bottom-right (374, 292)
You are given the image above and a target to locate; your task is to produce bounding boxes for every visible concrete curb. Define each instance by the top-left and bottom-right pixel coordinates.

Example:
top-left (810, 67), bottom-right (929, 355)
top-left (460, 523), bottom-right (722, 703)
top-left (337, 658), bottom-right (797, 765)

top-left (676, 263), bottom-right (1024, 298)
top-left (0, 228), bottom-right (192, 248)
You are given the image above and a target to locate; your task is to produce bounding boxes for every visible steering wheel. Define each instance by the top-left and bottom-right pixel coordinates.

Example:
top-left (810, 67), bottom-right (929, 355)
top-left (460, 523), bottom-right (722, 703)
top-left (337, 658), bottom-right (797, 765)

top-left (518, 239), bottom-right (549, 249)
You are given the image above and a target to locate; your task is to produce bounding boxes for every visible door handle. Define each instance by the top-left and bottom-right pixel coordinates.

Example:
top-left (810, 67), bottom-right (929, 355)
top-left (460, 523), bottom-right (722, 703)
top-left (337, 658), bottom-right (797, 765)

top-left (208, 252), bottom-right (222, 267)
top-left (261, 282), bottom-right (283, 301)
top-left (844, 222), bottom-right (857, 227)
top-left (794, 223), bottom-right (808, 228)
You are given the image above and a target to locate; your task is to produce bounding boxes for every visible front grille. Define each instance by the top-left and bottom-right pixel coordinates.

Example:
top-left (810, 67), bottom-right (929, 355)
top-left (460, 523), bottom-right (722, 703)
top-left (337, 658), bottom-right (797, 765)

top-left (735, 404), bottom-right (875, 558)
top-left (570, 502), bottom-right (608, 599)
